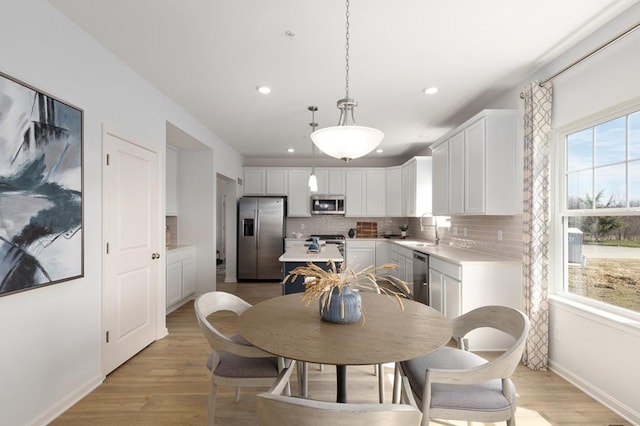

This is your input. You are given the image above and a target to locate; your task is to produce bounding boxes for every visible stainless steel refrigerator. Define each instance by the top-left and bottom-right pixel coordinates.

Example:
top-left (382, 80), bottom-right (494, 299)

top-left (237, 196), bottom-right (285, 280)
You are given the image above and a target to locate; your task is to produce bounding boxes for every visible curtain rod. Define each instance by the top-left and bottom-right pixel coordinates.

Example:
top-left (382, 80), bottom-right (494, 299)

top-left (520, 20), bottom-right (640, 98)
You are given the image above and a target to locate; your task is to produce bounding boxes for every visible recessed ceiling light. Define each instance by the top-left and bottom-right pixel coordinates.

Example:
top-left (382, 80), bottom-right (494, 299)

top-left (287, 148), bottom-right (295, 153)
top-left (257, 86), bottom-right (272, 95)
top-left (423, 87), bottom-right (439, 95)
top-left (376, 149), bottom-right (384, 153)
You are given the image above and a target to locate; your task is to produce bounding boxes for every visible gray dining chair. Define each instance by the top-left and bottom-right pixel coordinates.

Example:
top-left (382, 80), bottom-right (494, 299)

top-left (194, 291), bottom-right (292, 426)
top-left (397, 305), bottom-right (530, 426)
top-left (257, 360), bottom-right (422, 426)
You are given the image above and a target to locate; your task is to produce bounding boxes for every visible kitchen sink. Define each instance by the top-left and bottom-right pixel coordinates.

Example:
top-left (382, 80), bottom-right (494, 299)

top-left (400, 241), bottom-right (436, 248)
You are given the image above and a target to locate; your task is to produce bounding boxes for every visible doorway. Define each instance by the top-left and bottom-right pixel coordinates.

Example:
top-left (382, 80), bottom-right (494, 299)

top-left (102, 128), bottom-right (162, 374)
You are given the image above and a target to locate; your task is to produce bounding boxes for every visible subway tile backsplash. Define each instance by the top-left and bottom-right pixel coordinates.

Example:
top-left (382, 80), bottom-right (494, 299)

top-left (287, 215), bottom-right (523, 261)
top-left (286, 216), bottom-right (406, 238)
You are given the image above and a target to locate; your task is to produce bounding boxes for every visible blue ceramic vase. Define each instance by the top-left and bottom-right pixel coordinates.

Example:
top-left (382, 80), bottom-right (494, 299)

top-left (320, 286), bottom-right (362, 324)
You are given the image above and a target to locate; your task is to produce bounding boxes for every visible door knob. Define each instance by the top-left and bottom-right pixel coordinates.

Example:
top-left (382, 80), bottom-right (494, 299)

top-left (152, 252), bottom-right (160, 259)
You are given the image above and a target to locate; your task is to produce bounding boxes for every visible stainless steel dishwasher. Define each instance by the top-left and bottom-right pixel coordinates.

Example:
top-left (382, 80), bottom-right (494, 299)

top-left (413, 252), bottom-right (429, 305)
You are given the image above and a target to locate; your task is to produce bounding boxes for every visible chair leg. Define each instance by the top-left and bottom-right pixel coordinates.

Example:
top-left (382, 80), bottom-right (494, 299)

top-left (392, 363), bottom-right (402, 404)
top-left (235, 387), bottom-right (241, 402)
top-left (378, 364), bottom-right (385, 403)
top-left (207, 382), bottom-right (217, 426)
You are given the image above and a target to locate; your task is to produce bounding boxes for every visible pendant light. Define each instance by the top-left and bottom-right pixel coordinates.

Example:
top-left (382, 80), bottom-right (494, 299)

top-left (308, 106), bottom-right (319, 192)
top-left (311, 0), bottom-right (383, 162)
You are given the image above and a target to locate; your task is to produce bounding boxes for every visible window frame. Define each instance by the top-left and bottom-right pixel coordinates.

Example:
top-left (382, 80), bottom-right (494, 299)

top-left (552, 99), bottom-right (640, 321)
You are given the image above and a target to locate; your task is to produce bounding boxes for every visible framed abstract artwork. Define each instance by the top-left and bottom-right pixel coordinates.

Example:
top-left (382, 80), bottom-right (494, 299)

top-left (0, 71), bottom-right (83, 297)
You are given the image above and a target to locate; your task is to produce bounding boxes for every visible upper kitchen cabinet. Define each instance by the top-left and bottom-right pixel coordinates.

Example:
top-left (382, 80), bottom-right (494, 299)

top-left (166, 145), bottom-right (178, 215)
top-left (315, 168), bottom-right (346, 195)
top-left (287, 169), bottom-right (311, 217)
top-left (431, 143), bottom-right (449, 216)
top-left (243, 167), bottom-right (266, 195)
top-left (432, 109), bottom-right (519, 215)
top-left (266, 169), bottom-right (288, 195)
top-left (345, 169), bottom-right (386, 217)
top-left (345, 169), bottom-right (366, 216)
top-left (401, 157), bottom-right (432, 217)
top-left (243, 167), bottom-right (289, 195)
top-left (385, 166), bottom-right (402, 217)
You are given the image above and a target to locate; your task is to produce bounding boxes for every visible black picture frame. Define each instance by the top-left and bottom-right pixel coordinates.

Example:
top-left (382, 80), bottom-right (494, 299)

top-left (0, 70), bottom-right (84, 297)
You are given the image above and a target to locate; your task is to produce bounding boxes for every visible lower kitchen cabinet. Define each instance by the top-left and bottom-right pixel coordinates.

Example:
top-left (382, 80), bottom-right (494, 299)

top-left (345, 240), bottom-right (376, 270)
top-left (428, 256), bottom-right (521, 351)
top-left (166, 245), bottom-right (197, 313)
top-left (375, 241), bottom-right (389, 267)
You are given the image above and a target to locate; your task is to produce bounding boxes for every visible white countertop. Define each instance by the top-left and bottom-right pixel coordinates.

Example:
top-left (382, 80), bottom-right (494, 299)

top-left (279, 244), bottom-right (344, 263)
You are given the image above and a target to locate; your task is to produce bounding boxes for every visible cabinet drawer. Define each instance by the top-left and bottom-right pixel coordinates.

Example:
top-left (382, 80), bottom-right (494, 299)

top-left (429, 257), bottom-right (462, 280)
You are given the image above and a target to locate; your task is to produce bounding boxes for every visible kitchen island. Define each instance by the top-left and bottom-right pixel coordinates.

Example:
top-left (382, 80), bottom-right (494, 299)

top-left (279, 244), bottom-right (343, 294)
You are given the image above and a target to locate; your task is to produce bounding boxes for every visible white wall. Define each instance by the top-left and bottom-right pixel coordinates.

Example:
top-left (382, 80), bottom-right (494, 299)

top-left (487, 4), bottom-right (640, 422)
top-left (0, 1), bottom-right (241, 424)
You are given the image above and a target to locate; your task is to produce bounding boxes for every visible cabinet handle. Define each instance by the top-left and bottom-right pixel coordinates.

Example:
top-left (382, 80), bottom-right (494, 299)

top-left (152, 252), bottom-right (160, 260)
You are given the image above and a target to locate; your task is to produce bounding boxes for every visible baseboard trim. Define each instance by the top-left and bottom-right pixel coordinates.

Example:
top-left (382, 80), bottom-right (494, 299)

top-left (27, 374), bottom-right (105, 426)
top-left (549, 360), bottom-right (640, 424)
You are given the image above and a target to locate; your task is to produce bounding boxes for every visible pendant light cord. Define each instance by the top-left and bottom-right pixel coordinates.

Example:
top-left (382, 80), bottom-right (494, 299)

top-left (344, 0), bottom-right (350, 100)
top-left (309, 106), bottom-right (318, 172)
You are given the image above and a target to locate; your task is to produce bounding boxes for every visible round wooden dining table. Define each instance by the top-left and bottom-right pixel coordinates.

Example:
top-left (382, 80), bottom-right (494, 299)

top-left (238, 292), bottom-right (452, 403)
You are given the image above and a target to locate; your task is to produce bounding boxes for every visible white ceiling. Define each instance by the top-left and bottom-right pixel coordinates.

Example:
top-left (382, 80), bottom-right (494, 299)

top-left (49, 0), bottom-right (639, 163)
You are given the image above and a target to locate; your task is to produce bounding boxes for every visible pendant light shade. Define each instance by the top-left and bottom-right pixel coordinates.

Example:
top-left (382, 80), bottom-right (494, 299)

top-left (311, 124), bottom-right (383, 162)
top-left (308, 172), bottom-right (318, 192)
top-left (312, 0), bottom-right (383, 162)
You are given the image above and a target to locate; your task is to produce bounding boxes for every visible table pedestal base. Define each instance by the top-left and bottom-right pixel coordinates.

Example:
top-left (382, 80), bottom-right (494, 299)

top-left (336, 365), bottom-right (347, 403)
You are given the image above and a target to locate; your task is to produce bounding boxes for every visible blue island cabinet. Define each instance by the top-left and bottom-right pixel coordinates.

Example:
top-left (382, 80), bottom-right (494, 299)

top-left (281, 260), bottom-right (342, 294)
top-left (279, 245), bottom-right (344, 295)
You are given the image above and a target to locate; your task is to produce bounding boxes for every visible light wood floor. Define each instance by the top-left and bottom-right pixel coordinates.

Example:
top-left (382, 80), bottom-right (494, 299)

top-left (52, 281), bottom-right (630, 425)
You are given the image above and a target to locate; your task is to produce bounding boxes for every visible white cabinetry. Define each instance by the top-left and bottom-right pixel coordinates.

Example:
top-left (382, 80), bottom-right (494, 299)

top-left (397, 245), bottom-right (414, 286)
top-left (243, 168), bottom-right (266, 195)
top-left (316, 168), bottom-right (346, 195)
top-left (166, 146), bottom-right (178, 215)
top-left (401, 157), bottom-right (432, 217)
top-left (385, 167), bottom-right (402, 217)
top-left (345, 240), bottom-right (376, 270)
top-left (431, 143), bottom-right (449, 216)
top-left (266, 169), bottom-right (288, 195)
top-left (375, 241), bottom-right (389, 268)
top-left (428, 256), bottom-right (522, 350)
top-left (345, 170), bottom-right (366, 216)
top-left (387, 242), bottom-right (413, 285)
top-left (166, 246), bottom-right (197, 313)
top-left (345, 169), bottom-right (386, 217)
top-left (243, 167), bottom-right (289, 195)
top-left (287, 169), bottom-right (311, 217)
top-left (448, 131), bottom-right (465, 214)
top-left (365, 170), bottom-right (386, 217)
top-left (432, 109), bottom-right (518, 215)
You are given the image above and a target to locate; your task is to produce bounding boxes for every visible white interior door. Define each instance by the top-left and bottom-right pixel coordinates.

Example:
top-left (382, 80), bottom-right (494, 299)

top-left (103, 129), bottom-right (160, 374)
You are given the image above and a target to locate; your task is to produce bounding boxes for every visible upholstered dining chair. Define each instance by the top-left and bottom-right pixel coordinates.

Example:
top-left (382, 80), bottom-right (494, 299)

top-left (397, 305), bottom-right (530, 426)
top-left (257, 360), bottom-right (422, 426)
top-left (194, 291), bottom-right (292, 426)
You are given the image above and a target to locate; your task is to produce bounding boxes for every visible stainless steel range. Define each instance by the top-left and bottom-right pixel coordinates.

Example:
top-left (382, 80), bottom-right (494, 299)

top-left (310, 234), bottom-right (345, 256)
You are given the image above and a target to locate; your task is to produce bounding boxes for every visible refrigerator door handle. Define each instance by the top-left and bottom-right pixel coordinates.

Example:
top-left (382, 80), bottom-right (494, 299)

top-left (255, 209), bottom-right (260, 249)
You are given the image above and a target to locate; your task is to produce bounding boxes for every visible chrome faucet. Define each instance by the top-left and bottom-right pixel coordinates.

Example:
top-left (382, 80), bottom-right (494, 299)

top-left (420, 213), bottom-right (439, 245)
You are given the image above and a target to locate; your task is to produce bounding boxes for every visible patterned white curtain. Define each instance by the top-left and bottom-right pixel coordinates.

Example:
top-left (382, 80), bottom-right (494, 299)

top-left (522, 81), bottom-right (552, 370)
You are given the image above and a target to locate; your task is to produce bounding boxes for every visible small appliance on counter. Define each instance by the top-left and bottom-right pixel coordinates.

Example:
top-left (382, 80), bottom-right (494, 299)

top-left (307, 236), bottom-right (321, 253)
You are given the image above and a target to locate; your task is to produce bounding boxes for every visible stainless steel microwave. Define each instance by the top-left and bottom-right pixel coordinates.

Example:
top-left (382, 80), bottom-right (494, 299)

top-left (311, 195), bottom-right (345, 215)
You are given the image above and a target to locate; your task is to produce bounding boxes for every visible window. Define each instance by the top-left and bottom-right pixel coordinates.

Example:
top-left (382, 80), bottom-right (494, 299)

top-left (559, 107), bottom-right (640, 314)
